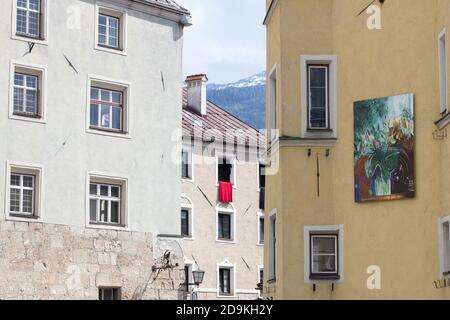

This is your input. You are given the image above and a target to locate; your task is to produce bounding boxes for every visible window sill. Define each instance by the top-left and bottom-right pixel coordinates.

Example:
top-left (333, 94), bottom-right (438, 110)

top-left (183, 236), bottom-right (195, 241)
top-left (9, 113), bottom-right (46, 124)
top-left (309, 274), bottom-right (340, 281)
top-left (13, 112), bottom-right (42, 119)
top-left (7, 214), bottom-right (42, 223)
top-left (267, 278), bottom-right (276, 285)
top-left (182, 178), bottom-right (194, 184)
top-left (87, 222), bottom-right (128, 231)
top-left (12, 34), bottom-right (48, 45)
top-left (216, 239), bottom-right (236, 244)
top-left (95, 44), bottom-right (127, 56)
top-left (87, 127), bottom-right (131, 139)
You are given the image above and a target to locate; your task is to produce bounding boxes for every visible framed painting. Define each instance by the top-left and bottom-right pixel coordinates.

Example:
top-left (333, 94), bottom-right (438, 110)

top-left (354, 93), bottom-right (415, 203)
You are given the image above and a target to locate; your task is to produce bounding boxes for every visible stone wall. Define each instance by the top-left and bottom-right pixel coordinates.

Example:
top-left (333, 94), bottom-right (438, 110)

top-left (0, 220), bottom-right (185, 300)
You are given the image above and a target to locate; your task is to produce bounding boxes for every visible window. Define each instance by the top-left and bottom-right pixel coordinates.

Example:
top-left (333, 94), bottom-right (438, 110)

top-left (310, 235), bottom-right (338, 278)
top-left (268, 211), bottom-right (276, 283)
top-left (16, 0), bottom-right (41, 38)
top-left (90, 88), bottom-right (123, 132)
top-left (219, 268), bottom-right (233, 296)
top-left (10, 174), bottom-right (35, 217)
top-left (98, 288), bottom-right (121, 300)
top-left (304, 225), bottom-right (344, 283)
top-left (217, 156), bottom-right (235, 185)
top-left (13, 73), bottom-right (38, 116)
top-left (268, 66), bottom-right (277, 143)
top-left (258, 215), bottom-right (265, 245)
top-left (10, 62), bottom-right (46, 122)
top-left (88, 76), bottom-right (130, 137)
top-left (181, 208), bottom-right (192, 238)
top-left (439, 29), bottom-right (448, 115)
top-left (6, 162), bottom-right (42, 220)
top-left (300, 55), bottom-right (337, 139)
top-left (183, 263), bottom-right (193, 292)
top-left (439, 217), bottom-right (450, 276)
top-left (88, 174), bottom-right (127, 229)
top-left (258, 163), bottom-right (266, 210)
top-left (98, 14), bottom-right (119, 48)
top-left (95, 5), bottom-right (127, 54)
top-left (218, 213), bottom-right (232, 240)
top-left (182, 149), bottom-right (193, 180)
top-left (257, 266), bottom-right (264, 295)
top-left (307, 65), bottom-right (329, 130)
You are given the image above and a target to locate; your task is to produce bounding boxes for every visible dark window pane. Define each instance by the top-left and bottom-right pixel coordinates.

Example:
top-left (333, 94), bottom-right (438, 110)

top-left (110, 201), bottom-right (119, 224)
top-left (259, 218), bottom-right (265, 244)
top-left (218, 158), bottom-right (232, 183)
top-left (309, 67), bottom-right (326, 87)
top-left (90, 199), bottom-right (97, 222)
top-left (310, 107), bottom-right (327, 128)
top-left (219, 269), bottom-right (231, 294)
top-left (90, 104), bottom-right (99, 126)
top-left (181, 210), bottom-right (190, 237)
top-left (218, 214), bottom-right (231, 240)
top-left (310, 88), bottom-right (326, 109)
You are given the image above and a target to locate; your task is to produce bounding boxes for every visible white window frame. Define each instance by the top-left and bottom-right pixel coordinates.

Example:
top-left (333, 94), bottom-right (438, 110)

top-left (307, 65), bottom-right (329, 130)
top-left (9, 60), bottom-right (46, 124)
top-left (304, 225), bottom-right (344, 283)
top-left (217, 260), bottom-right (236, 298)
top-left (216, 203), bottom-right (236, 244)
top-left (86, 172), bottom-right (129, 231)
top-left (300, 55), bottom-right (337, 139)
top-left (439, 29), bottom-right (448, 115)
top-left (181, 194), bottom-right (194, 240)
top-left (89, 183), bottom-right (122, 225)
top-left (11, 0), bottom-right (48, 45)
top-left (268, 209), bottom-right (277, 284)
top-left (438, 216), bottom-right (450, 276)
top-left (98, 287), bottom-right (121, 300)
top-left (5, 161), bottom-right (43, 222)
top-left (257, 210), bottom-right (264, 246)
top-left (216, 153), bottom-right (237, 188)
top-left (87, 75), bottom-right (131, 139)
top-left (181, 147), bottom-right (194, 182)
top-left (268, 64), bottom-right (278, 144)
top-left (95, 3), bottom-right (127, 56)
top-left (310, 234), bottom-right (338, 276)
top-left (90, 87), bottom-right (123, 132)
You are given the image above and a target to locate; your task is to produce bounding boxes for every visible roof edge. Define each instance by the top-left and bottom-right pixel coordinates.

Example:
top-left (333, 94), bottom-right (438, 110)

top-left (263, 0), bottom-right (279, 26)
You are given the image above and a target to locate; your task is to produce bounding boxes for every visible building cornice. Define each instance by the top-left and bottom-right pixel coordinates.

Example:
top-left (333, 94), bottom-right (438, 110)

top-left (279, 136), bottom-right (338, 148)
top-left (105, 0), bottom-right (192, 26)
top-left (263, 0), bottom-right (279, 26)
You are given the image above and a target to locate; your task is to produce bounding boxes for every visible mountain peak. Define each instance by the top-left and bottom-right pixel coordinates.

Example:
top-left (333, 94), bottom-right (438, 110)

top-left (208, 71), bottom-right (266, 91)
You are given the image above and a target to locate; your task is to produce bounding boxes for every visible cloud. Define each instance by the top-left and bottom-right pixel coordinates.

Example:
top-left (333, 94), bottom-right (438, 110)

top-left (178, 0), bottom-right (266, 84)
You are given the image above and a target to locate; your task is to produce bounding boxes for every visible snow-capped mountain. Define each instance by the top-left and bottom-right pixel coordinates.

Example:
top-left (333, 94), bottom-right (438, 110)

top-left (208, 71), bottom-right (266, 91)
top-left (207, 72), bottom-right (266, 129)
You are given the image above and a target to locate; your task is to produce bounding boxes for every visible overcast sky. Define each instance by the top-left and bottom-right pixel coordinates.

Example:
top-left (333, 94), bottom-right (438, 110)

top-left (177, 0), bottom-right (266, 84)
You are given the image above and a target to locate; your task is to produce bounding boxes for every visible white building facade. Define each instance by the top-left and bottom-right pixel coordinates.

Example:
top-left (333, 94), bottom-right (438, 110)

top-left (181, 75), bottom-right (265, 300)
top-left (0, 0), bottom-right (190, 300)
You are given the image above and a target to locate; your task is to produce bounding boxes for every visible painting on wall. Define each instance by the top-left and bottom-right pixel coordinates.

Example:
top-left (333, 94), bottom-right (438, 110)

top-left (354, 93), bottom-right (415, 203)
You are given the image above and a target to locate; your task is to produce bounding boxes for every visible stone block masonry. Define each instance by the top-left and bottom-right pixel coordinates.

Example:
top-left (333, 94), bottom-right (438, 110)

top-left (0, 221), bottom-right (185, 300)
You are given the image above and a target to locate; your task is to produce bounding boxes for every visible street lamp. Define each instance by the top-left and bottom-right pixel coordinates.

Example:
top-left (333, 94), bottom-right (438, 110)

top-left (187, 270), bottom-right (205, 300)
top-left (192, 270), bottom-right (205, 287)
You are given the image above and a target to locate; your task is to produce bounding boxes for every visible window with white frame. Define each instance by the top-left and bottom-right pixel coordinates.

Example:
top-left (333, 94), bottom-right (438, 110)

top-left (304, 225), bottom-right (344, 282)
top-left (10, 174), bottom-right (35, 216)
top-left (96, 6), bottom-right (126, 53)
top-left (88, 77), bottom-right (129, 136)
top-left (7, 163), bottom-right (42, 219)
top-left (268, 66), bottom-right (277, 143)
top-left (300, 55), bottom-right (337, 138)
top-left (439, 29), bottom-right (448, 115)
top-left (307, 65), bottom-right (329, 130)
top-left (89, 183), bottom-right (122, 225)
top-left (439, 217), bottom-right (450, 276)
top-left (16, 0), bottom-right (41, 38)
top-left (310, 234), bottom-right (338, 278)
top-left (268, 212), bottom-right (276, 283)
top-left (182, 148), bottom-right (193, 180)
top-left (217, 211), bottom-right (234, 241)
top-left (90, 88), bottom-right (123, 131)
top-left (10, 63), bottom-right (45, 121)
top-left (98, 287), bottom-right (121, 300)
top-left (13, 73), bottom-right (38, 116)
top-left (258, 214), bottom-right (264, 245)
top-left (217, 155), bottom-right (235, 185)
top-left (218, 267), bottom-right (234, 296)
top-left (181, 208), bottom-right (193, 238)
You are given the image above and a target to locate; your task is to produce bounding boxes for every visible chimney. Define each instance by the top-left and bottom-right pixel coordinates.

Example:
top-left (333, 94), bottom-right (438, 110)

top-left (185, 74), bottom-right (208, 116)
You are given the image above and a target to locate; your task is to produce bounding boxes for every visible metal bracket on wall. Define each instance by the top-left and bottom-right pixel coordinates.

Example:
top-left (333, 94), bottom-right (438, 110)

top-left (433, 128), bottom-right (447, 140)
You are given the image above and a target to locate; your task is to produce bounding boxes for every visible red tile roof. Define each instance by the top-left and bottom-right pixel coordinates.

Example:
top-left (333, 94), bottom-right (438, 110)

top-left (182, 88), bottom-right (265, 148)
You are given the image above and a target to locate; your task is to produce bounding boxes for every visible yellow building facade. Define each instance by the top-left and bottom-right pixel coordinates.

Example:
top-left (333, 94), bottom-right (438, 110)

top-left (264, 0), bottom-right (450, 299)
